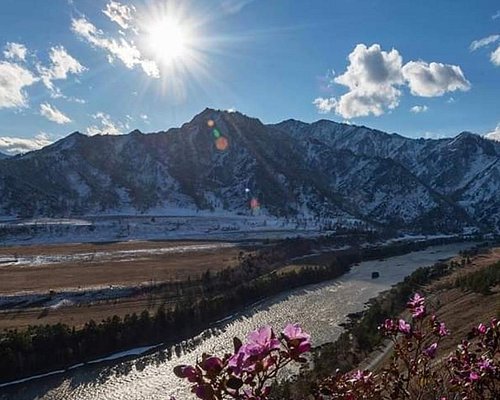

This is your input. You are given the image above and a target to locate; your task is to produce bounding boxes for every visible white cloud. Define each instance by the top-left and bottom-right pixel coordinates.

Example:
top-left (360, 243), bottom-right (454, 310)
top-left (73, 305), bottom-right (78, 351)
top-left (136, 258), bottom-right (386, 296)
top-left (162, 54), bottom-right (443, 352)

top-left (3, 42), bottom-right (28, 61)
top-left (86, 112), bottom-right (122, 135)
top-left (40, 103), bottom-right (72, 124)
top-left (333, 44), bottom-right (403, 118)
top-left (493, 10), bottom-right (500, 20)
top-left (103, 1), bottom-right (135, 29)
top-left (484, 123), bottom-right (500, 141)
top-left (401, 61), bottom-right (470, 97)
top-left (312, 97), bottom-right (337, 114)
top-left (314, 44), bottom-right (404, 118)
top-left (139, 113), bottom-right (150, 123)
top-left (38, 46), bottom-right (86, 95)
top-left (314, 43), bottom-right (471, 118)
top-left (0, 61), bottom-right (38, 109)
top-left (0, 133), bottom-right (52, 154)
top-left (410, 105), bottom-right (428, 113)
top-left (469, 35), bottom-right (499, 51)
top-left (491, 45), bottom-right (500, 66)
top-left (71, 17), bottom-right (159, 78)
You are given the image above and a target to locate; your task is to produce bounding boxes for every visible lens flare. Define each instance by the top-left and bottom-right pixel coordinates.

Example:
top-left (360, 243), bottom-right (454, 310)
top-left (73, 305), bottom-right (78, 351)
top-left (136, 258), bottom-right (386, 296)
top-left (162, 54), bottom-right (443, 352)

top-left (212, 128), bottom-right (221, 138)
top-left (207, 119), bottom-right (215, 128)
top-left (215, 136), bottom-right (229, 151)
top-left (250, 197), bottom-right (260, 210)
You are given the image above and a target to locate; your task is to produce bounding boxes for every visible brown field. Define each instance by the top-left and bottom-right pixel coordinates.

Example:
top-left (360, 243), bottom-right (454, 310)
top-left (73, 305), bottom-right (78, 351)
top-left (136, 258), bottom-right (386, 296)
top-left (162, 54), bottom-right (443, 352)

top-left (0, 240), bottom-right (254, 294)
top-left (0, 240), bottom-right (258, 330)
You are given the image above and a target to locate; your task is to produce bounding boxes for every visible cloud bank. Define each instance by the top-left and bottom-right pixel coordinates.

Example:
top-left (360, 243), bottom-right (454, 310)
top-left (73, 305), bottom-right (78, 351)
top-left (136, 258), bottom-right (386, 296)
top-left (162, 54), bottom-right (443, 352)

top-left (0, 133), bottom-right (52, 154)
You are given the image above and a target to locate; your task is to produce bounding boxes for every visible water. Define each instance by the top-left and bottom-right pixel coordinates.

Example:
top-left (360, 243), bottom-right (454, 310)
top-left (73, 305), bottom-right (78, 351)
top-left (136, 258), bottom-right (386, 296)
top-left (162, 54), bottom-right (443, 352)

top-left (0, 243), bottom-right (472, 400)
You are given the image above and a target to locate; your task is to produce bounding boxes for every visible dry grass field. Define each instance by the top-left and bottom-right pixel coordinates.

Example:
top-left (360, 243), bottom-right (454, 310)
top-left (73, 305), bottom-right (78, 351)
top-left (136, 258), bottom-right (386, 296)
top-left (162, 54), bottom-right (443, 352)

top-left (0, 240), bottom-right (254, 294)
top-left (0, 240), bottom-right (258, 330)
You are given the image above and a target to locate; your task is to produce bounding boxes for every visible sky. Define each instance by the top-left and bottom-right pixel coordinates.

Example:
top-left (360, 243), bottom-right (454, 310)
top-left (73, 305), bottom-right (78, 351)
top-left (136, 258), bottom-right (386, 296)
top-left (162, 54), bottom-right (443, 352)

top-left (0, 0), bottom-right (499, 154)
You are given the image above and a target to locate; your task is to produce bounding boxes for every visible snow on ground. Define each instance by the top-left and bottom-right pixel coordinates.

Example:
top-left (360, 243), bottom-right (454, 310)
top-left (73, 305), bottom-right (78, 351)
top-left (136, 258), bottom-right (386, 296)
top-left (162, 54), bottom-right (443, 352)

top-left (0, 213), bottom-right (353, 246)
top-left (0, 242), bottom-right (241, 267)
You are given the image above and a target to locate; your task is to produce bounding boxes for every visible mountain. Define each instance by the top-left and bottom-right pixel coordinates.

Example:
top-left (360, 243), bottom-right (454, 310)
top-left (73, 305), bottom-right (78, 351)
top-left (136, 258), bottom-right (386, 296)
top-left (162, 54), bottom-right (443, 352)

top-left (0, 108), bottom-right (499, 233)
top-left (0, 152), bottom-right (10, 160)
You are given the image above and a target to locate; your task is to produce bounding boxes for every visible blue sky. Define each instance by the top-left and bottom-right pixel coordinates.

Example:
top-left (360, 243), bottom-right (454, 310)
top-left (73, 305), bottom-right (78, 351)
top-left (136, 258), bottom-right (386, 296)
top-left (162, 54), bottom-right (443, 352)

top-left (0, 0), bottom-right (499, 153)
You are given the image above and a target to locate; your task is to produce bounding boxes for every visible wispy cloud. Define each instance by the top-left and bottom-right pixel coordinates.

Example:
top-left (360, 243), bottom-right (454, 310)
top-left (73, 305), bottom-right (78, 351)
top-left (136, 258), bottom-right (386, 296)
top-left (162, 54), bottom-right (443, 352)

top-left (71, 17), bottom-right (159, 78)
top-left (0, 132), bottom-right (52, 154)
top-left (3, 42), bottom-right (27, 61)
top-left (492, 10), bottom-right (500, 20)
top-left (470, 34), bottom-right (500, 51)
top-left (0, 61), bottom-right (38, 109)
top-left (40, 103), bottom-right (72, 124)
top-left (469, 34), bottom-right (500, 66)
top-left (220, 0), bottom-right (255, 15)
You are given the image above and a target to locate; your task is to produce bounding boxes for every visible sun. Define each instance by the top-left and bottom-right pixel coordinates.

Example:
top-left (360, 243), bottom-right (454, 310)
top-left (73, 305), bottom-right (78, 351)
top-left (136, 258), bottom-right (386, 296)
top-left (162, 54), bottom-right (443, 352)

top-left (146, 17), bottom-right (190, 65)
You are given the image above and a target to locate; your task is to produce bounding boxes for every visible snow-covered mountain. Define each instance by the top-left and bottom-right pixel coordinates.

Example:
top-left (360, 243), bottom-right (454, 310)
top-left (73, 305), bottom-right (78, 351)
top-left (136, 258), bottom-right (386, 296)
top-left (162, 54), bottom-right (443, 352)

top-left (0, 108), bottom-right (498, 233)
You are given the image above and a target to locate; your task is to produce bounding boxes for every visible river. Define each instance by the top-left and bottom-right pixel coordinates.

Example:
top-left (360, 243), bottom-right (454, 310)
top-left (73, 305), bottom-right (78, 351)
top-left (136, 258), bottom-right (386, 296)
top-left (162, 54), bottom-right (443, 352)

top-left (0, 242), bottom-right (473, 400)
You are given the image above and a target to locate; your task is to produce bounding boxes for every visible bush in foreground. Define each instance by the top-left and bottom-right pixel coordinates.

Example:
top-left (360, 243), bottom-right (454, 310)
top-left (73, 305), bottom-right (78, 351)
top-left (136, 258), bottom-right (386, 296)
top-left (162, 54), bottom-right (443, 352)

top-left (173, 294), bottom-right (499, 399)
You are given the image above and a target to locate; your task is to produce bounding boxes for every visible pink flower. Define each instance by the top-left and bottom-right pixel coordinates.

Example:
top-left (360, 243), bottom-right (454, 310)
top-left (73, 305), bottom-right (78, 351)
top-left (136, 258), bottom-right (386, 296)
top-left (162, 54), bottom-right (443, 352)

top-left (228, 326), bottom-right (280, 374)
top-left (398, 319), bottom-right (411, 334)
top-left (478, 358), bottom-right (493, 372)
top-left (228, 345), bottom-right (253, 375)
top-left (348, 370), bottom-right (373, 384)
top-left (382, 319), bottom-right (395, 332)
top-left (408, 293), bottom-right (425, 307)
top-left (245, 325), bottom-right (281, 357)
top-left (423, 343), bottom-right (438, 358)
top-left (282, 323), bottom-right (311, 355)
top-left (407, 293), bottom-right (426, 319)
top-left (438, 322), bottom-right (449, 337)
top-left (477, 323), bottom-right (487, 334)
top-left (469, 371), bottom-right (480, 381)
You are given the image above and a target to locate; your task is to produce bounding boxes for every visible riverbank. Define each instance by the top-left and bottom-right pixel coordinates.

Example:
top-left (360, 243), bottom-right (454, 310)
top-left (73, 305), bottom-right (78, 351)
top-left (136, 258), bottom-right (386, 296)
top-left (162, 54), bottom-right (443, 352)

top-left (274, 242), bottom-right (500, 398)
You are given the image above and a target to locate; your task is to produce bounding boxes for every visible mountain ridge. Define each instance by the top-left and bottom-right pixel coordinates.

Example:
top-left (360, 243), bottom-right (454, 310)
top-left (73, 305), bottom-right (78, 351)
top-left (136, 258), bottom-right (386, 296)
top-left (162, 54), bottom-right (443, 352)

top-left (0, 108), bottom-right (498, 233)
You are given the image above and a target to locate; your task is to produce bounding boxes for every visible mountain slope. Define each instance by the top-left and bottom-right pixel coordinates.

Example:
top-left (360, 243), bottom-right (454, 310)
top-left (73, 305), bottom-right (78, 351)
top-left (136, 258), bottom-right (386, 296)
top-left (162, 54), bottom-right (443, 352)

top-left (0, 109), bottom-right (497, 233)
